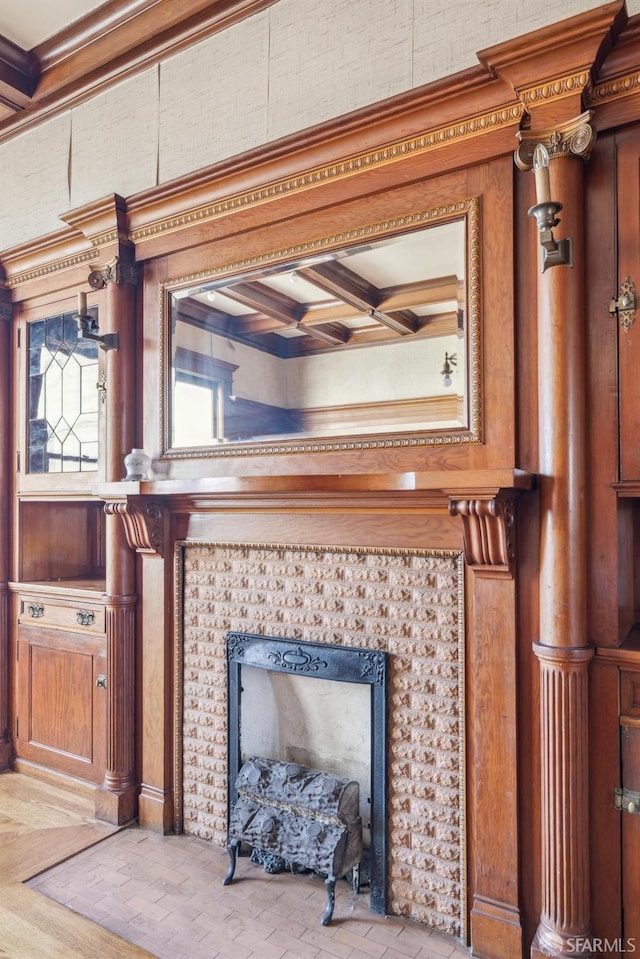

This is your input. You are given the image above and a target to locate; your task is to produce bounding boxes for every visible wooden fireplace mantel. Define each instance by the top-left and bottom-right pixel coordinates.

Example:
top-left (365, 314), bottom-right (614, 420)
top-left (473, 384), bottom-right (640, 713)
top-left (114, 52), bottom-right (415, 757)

top-left (97, 467), bottom-right (535, 502)
top-left (98, 467), bottom-right (535, 571)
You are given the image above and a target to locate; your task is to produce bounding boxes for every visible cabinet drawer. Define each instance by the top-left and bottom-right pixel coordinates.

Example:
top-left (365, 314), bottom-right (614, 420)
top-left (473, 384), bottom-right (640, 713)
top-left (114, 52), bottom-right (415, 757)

top-left (18, 596), bottom-right (105, 634)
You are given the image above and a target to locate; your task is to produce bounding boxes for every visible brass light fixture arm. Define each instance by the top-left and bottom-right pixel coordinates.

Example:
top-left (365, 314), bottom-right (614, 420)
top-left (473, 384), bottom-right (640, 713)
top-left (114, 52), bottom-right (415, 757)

top-left (527, 200), bottom-right (573, 272)
top-left (515, 111), bottom-right (595, 273)
top-left (75, 311), bottom-right (120, 352)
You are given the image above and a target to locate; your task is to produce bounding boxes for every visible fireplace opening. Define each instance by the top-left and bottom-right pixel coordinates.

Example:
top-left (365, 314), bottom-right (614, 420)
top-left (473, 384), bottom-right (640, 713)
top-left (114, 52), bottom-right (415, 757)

top-left (225, 631), bottom-right (388, 915)
top-left (240, 667), bottom-right (372, 841)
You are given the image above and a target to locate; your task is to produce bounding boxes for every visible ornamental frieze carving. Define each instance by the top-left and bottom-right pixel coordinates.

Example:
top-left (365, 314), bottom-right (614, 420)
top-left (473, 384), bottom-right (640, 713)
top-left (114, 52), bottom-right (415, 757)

top-left (449, 492), bottom-right (517, 577)
top-left (130, 108), bottom-right (521, 244)
top-left (588, 71), bottom-right (640, 107)
top-left (104, 501), bottom-right (164, 555)
top-left (6, 250), bottom-right (100, 289)
top-left (518, 71), bottom-right (592, 109)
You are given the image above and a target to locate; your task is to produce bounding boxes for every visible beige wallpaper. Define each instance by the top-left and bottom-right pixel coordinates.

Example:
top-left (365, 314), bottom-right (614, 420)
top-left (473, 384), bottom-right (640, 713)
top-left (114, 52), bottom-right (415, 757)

top-left (70, 69), bottom-right (160, 211)
top-left (266, 0), bottom-right (414, 141)
top-left (0, 114), bottom-right (71, 247)
top-left (1, 0), bottom-right (638, 251)
top-left (158, 12), bottom-right (270, 183)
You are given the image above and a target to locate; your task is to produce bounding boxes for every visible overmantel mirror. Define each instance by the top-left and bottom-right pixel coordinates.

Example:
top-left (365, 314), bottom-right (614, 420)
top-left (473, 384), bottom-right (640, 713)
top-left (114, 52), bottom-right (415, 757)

top-left (163, 200), bottom-right (480, 456)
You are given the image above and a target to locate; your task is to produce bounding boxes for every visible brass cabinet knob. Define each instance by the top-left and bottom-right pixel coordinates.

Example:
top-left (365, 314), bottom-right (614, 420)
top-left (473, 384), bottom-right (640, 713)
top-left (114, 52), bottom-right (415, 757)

top-left (76, 610), bottom-right (96, 626)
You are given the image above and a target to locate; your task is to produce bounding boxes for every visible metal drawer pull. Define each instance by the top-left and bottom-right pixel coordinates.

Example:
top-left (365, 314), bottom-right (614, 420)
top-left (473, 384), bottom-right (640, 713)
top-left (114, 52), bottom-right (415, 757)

top-left (76, 610), bottom-right (96, 626)
top-left (96, 674), bottom-right (107, 689)
top-left (26, 603), bottom-right (44, 618)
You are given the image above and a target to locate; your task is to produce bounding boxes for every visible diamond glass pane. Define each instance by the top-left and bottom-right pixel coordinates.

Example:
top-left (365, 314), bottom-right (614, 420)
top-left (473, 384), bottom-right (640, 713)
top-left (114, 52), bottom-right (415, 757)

top-left (27, 311), bottom-right (100, 473)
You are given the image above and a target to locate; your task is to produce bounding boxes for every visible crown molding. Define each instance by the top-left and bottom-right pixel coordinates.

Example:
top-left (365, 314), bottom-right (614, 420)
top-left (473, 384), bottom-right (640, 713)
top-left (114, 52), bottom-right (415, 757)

top-left (0, 0), bottom-right (280, 143)
top-left (126, 100), bottom-right (521, 260)
top-left (4, 4), bottom-right (640, 277)
top-left (0, 35), bottom-right (38, 122)
top-left (479, 0), bottom-right (626, 98)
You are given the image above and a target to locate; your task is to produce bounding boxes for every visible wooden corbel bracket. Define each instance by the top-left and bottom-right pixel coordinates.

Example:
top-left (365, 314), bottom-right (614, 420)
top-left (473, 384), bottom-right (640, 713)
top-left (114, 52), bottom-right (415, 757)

top-left (448, 491), bottom-right (518, 578)
top-left (104, 500), bottom-right (164, 556)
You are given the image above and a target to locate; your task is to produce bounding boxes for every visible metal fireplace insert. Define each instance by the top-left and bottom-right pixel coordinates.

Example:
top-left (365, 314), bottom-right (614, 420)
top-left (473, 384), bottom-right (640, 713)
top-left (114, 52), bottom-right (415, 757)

top-left (223, 755), bottom-right (363, 924)
top-left (223, 632), bottom-right (388, 920)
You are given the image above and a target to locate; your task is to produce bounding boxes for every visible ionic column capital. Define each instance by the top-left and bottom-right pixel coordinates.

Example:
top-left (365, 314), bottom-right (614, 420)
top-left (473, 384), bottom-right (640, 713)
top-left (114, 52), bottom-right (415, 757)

top-left (88, 250), bottom-right (139, 290)
top-left (514, 110), bottom-right (596, 171)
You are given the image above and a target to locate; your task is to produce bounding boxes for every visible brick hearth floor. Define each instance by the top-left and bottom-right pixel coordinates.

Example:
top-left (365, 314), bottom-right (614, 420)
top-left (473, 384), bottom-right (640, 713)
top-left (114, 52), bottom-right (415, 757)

top-left (28, 826), bottom-right (471, 959)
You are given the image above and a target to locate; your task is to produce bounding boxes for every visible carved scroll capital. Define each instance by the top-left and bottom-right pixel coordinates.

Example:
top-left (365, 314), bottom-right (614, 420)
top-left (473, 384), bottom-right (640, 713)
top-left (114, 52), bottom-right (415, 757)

top-left (514, 110), bottom-right (595, 171)
top-left (449, 492), bottom-right (517, 577)
top-left (104, 500), bottom-right (164, 555)
top-left (88, 253), bottom-right (139, 290)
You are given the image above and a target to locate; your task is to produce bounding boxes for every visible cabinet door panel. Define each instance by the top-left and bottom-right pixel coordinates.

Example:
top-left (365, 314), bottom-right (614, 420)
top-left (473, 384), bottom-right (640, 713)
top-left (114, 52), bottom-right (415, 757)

top-left (621, 721), bottom-right (640, 943)
top-left (28, 645), bottom-right (93, 759)
top-left (16, 624), bottom-right (106, 784)
top-left (617, 132), bottom-right (640, 479)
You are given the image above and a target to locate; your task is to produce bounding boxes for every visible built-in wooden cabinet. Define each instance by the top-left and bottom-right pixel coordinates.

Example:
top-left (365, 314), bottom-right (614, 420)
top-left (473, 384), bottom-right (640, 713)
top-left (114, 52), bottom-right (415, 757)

top-left (9, 297), bottom-right (109, 791)
top-left (14, 582), bottom-right (107, 785)
top-left (596, 636), bottom-right (640, 949)
top-left (15, 500), bottom-right (105, 583)
top-left (10, 497), bottom-right (108, 789)
top-left (2, 203), bottom-right (139, 824)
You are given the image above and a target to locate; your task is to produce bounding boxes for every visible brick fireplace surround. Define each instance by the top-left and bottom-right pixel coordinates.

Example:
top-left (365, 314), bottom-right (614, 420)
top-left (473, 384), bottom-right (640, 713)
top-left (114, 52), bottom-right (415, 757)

top-left (175, 543), bottom-right (466, 940)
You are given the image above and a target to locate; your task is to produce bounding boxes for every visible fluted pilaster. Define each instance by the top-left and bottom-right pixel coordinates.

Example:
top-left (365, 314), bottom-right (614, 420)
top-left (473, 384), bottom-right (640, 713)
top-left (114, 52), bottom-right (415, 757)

top-left (534, 644), bottom-right (593, 955)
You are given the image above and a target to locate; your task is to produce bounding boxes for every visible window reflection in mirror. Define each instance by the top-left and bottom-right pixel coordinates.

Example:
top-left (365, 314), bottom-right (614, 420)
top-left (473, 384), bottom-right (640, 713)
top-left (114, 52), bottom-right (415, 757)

top-left (167, 208), bottom-right (479, 454)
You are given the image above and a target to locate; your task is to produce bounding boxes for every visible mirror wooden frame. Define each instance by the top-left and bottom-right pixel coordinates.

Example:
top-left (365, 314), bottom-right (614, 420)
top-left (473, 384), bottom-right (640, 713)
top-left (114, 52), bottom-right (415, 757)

top-left (159, 197), bottom-right (481, 459)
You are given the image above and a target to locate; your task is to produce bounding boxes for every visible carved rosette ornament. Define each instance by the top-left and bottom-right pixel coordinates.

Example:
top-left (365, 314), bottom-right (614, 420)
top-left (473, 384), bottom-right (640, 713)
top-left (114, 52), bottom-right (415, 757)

top-left (514, 110), bottom-right (596, 171)
top-left (449, 493), bottom-right (516, 577)
top-left (104, 501), bottom-right (164, 555)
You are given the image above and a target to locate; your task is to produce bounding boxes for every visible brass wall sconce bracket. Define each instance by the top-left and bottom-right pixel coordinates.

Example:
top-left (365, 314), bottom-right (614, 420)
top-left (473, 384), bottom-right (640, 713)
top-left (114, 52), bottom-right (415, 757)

top-left (441, 351), bottom-right (458, 387)
top-left (75, 251), bottom-right (136, 351)
top-left (75, 310), bottom-right (120, 351)
top-left (515, 111), bottom-right (594, 274)
top-left (75, 290), bottom-right (119, 351)
top-left (527, 200), bottom-right (573, 272)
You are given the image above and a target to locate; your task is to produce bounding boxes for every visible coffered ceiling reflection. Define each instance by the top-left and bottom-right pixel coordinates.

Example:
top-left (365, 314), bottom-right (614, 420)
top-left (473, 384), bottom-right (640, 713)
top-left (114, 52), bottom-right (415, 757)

top-left (166, 205), bottom-right (480, 454)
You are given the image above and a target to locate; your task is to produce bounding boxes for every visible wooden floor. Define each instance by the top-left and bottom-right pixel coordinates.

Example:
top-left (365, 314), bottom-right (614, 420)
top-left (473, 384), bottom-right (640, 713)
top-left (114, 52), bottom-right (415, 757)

top-left (0, 770), bottom-right (154, 958)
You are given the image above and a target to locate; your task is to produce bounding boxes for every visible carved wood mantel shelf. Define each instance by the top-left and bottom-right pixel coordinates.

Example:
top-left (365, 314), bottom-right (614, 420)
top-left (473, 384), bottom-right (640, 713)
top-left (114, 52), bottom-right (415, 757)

top-left (97, 468), bottom-right (535, 570)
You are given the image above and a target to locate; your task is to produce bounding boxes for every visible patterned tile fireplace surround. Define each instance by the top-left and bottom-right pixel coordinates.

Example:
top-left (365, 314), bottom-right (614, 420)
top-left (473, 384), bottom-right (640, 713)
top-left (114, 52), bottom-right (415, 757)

top-left (175, 542), bottom-right (466, 940)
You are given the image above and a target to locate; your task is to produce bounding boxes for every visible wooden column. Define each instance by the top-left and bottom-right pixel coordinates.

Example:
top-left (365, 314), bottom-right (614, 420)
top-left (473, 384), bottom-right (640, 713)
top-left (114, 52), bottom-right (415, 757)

top-left (91, 241), bottom-right (140, 824)
top-left (0, 286), bottom-right (12, 770)
top-left (518, 116), bottom-right (595, 958)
